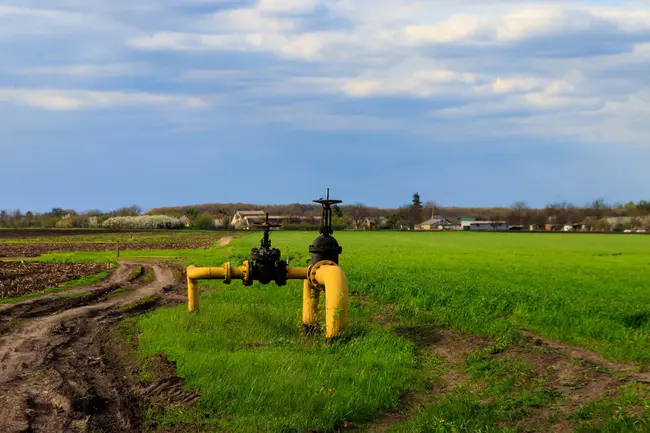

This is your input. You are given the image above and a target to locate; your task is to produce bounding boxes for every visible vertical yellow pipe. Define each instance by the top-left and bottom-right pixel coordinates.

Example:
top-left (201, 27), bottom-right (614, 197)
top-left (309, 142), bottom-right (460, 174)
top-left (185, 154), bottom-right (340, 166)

top-left (302, 280), bottom-right (320, 333)
top-left (187, 265), bottom-right (199, 312)
top-left (313, 265), bottom-right (349, 339)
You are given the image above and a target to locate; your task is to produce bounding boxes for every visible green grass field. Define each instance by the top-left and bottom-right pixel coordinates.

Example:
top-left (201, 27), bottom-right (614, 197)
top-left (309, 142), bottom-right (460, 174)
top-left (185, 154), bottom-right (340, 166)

top-left (126, 232), bottom-right (650, 431)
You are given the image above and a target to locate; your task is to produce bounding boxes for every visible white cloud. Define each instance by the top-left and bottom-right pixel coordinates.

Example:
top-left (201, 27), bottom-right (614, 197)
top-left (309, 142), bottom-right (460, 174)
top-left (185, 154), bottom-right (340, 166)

top-left (257, 0), bottom-right (319, 14)
top-left (0, 88), bottom-right (210, 110)
top-left (0, 4), bottom-right (126, 36)
top-left (15, 63), bottom-right (150, 77)
top-left (401, 15), bottom-right (487, 44)
top-left (5, 0), bottom-right (650, 147)
top-left (201, 8), bottom-right (297, 33)
top-left (130, 32), bottom-right (241, 51)
top-left (486, 77), bottom-right (546, 94)
top-left (181, 69), bottom-right (248, 81)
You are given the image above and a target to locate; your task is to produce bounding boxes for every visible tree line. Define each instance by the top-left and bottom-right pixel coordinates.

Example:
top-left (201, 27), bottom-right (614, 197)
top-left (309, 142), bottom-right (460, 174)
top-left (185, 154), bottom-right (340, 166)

top-left (2, 197), bottom-right (650, 231)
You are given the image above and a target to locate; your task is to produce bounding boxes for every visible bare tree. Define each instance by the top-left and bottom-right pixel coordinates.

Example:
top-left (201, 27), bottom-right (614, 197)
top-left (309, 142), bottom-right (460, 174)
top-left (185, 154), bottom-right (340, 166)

top-left (508, 201), bottom-right (529, 225)
top-left (113, 205), bottom-right (142, 217)
top-left (424, 200), bottom-right (438, 219)
top-left (82, 209), bottom-right (103, 217)
top-left (347, 203), bottom-right (369, 230)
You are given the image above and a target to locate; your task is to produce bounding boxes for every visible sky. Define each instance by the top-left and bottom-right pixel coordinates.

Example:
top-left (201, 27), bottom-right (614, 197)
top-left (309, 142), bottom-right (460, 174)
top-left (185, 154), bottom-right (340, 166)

top-left (1, 0), bottom-right (650, 212)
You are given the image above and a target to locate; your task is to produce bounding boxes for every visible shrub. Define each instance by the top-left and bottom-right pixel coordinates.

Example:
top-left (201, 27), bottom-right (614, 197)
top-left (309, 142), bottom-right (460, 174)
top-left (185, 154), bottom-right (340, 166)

top-left (55, 216), bottom-right (74, 229)
top-left (194, 213), bottom-right (216, 230)
top-left (102, 215), bottom-right (184, 230)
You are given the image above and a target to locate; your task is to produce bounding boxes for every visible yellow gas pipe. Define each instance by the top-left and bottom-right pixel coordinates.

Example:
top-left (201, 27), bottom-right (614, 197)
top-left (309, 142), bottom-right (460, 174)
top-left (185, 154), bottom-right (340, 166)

top-left (186, 260), bottom-right (349, 339)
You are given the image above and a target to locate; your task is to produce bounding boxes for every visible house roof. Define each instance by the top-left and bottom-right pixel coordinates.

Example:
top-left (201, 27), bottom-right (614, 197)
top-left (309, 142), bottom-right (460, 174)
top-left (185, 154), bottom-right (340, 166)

top-left (419, 218), bottom-right (452, 226)
top-left (465, 220), bottom-right (507, 224)
top-left (459, 218), bottom-right (477, 222)
top-left (237, 210), bottom-right (266, 216)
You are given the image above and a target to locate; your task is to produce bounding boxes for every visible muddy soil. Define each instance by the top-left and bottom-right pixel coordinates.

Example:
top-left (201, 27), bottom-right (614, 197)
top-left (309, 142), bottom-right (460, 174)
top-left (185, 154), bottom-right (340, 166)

top-left (0, 261), bottom-right (188, 433)
top-left (0, 230), bottom-right (138, 239)
top-left (0, 242), bottom-right (214, 258)
top-left (0, 262), bottom-right (114, 299)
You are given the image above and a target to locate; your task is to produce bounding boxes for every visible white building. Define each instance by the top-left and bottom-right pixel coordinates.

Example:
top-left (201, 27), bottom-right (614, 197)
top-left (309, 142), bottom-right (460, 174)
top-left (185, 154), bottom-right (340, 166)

top-left (461, 221), bottom-right (509, 231)
top-left (230, 210), bottom-right (266, 229)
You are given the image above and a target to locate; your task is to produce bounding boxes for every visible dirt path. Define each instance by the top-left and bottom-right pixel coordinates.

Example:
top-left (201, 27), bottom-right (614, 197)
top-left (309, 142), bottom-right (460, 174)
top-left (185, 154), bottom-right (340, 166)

top-left (0, 261), bottom-right (186, 433)
top-left (219, 236), bottom-right (234, 246)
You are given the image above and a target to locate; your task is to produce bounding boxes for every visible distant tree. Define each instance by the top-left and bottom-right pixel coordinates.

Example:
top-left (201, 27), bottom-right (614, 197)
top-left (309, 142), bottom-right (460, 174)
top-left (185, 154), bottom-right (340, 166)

top-left (52, 208), bottom-right (66, 217)
top-left (347, 203), bottom-right (368, 230)
top-left (508, 201), bottom-right (529, 225)
top-left (387, 213), bottom-right (401, 230)
top-left (638, 200), bottom-right (650, 215)
top-left (194, 213), bottom-right (216, 230)
top-left (332, 205), bottom-right (343, 218)
top-left (424, 201), bottom-right (438, 219)
top-left (113, 205), bottom-right (142, 217)
top-left (82, 209), bottom-right (103, 217)
top-left (412, 193), bottom-right (423, 209)
top-left (407, 192), bottom-right (424, 228)
top-left (184, 208), bottom-right (200, 219)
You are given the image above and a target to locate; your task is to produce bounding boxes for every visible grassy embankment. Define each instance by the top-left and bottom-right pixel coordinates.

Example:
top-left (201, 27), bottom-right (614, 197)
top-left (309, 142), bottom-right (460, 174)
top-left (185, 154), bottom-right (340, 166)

top-left (99, 232), bottom-right (650, 431)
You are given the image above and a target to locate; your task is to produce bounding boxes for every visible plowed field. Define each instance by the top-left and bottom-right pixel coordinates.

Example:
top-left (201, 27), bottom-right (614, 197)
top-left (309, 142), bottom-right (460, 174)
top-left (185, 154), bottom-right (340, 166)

top-left (0, 242), bottom-right (212, 258)
top-left (0, 262), bottom-right (110, 299)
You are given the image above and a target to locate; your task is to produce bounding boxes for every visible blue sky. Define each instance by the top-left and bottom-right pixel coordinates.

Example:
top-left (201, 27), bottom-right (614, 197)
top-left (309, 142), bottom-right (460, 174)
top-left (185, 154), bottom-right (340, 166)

top-left (1, 0), bottom-right (650, 212)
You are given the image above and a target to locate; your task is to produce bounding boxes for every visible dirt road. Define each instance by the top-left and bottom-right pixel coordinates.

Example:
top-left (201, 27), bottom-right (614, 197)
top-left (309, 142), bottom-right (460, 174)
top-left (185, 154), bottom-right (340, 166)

top-left (0, 261), bottom-right (187, 433)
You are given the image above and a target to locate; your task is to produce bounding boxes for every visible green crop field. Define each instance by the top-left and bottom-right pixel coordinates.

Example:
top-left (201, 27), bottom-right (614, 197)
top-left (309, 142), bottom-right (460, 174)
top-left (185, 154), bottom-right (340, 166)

top-left (124, 232), bottom-right (650, 432)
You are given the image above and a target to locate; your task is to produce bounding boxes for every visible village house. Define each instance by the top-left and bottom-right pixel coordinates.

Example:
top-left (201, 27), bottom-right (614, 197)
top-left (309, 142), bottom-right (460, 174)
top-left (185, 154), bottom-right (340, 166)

top-left (415, 217), bottom-right (455, 231)
top-left (213, 214), bottom-right (230, 228)
top-left (363, 217), bottom-right (388, 230)
top-left (461, 220), bottom-right (509, 231)
top-left (230, 210), bottom-right (266, 229)
top-left (230, 210), bottom-right (321, 229)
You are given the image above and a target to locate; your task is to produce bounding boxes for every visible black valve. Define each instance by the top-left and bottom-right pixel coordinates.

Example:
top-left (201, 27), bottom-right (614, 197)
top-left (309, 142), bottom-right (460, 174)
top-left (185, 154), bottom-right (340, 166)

top-left (309, 188), bottom-right (343, 265)
top-left (249, 213), bottom-right (287, 286)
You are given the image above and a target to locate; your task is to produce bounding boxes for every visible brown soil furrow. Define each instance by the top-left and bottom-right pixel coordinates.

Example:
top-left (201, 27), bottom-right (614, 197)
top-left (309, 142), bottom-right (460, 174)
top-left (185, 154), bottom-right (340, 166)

top-left (0, 242), bottom-right (214, 258)
top-left (520, 331), bottom-right (650, 383)
top-left (0, 262), bottom-right (185, 433)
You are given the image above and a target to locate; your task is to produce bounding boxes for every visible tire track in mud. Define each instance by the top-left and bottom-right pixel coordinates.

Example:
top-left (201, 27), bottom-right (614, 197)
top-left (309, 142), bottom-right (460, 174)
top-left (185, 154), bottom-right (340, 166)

top-left (0, 261), bottom-right (187, 433)
top-left (368, 325), bottom-right (650, 432)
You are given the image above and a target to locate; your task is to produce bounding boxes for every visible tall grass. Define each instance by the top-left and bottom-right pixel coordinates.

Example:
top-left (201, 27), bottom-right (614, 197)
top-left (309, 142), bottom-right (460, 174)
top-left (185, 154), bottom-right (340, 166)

top-left (135, 232), bottom-right (650, 430)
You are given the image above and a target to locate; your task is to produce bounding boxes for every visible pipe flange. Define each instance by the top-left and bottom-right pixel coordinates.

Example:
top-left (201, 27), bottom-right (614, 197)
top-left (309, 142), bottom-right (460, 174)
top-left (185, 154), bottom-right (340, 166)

top-left (223, 262), bottom-right (232, 284)
top-left (242, 260), bottom-right (252, 286)
top-left (308, 260), bottom-right (337, 289)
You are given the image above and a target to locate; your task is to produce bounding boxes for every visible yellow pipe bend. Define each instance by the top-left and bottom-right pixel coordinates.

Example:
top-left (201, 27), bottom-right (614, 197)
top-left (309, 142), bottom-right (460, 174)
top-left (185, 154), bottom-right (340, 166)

top-left (312, 265), bottom-right (349, 339)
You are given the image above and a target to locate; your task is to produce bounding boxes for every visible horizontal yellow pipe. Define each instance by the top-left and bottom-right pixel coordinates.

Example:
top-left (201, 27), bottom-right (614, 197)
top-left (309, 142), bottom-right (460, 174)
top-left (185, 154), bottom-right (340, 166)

top-left (287, 267), bottom-right (309, 280)
top-left (187, 266), bottom-right (225, 280)
top-left (187, 264), bottom-right (309, 281)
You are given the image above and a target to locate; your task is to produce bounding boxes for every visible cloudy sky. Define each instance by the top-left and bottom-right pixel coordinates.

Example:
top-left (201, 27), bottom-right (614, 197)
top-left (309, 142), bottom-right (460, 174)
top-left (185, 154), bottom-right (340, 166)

top-left (1, 0), bottom-right (649, 212)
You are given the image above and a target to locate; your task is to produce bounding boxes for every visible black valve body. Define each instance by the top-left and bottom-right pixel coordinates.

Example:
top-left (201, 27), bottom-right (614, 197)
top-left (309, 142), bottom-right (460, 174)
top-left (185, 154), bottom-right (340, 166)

top-left (248, 214), bottom-right (287, 286)
top-left (310, 188), bottom-right (343, 265)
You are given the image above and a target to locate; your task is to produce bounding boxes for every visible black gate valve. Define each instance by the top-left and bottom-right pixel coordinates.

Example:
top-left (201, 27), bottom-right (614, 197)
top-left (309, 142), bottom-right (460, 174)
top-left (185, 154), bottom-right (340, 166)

top-left (309, 188), bottom-right (343, 265)
top-left (248, 213), bottom-right (287, 286)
